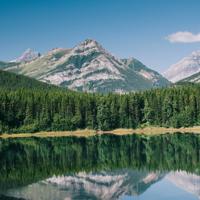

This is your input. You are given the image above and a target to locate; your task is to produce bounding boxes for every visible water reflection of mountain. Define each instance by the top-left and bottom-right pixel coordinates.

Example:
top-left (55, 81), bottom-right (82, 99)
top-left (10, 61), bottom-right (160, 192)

top-left (4, 170), bottom-right (163, 200)
top-left (0, 133), bottom-right (200, 199)
top-left (167, 171), bottom-right (200, 199)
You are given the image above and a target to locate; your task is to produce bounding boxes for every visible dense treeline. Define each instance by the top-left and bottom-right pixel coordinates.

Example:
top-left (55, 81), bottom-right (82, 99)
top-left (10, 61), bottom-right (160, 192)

top-left (1, 80), bottom-right (200, 133)
top-left (0, 133), bottom-right (199, 189)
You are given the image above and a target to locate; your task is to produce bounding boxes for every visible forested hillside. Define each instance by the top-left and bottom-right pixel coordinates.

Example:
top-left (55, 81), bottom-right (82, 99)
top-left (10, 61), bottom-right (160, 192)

top-left (0, 79), bottom-right (199, 133)
top-left (0, 70), bottom-right (57, 90)
top-left (0, 61), bottom-right (18, 70)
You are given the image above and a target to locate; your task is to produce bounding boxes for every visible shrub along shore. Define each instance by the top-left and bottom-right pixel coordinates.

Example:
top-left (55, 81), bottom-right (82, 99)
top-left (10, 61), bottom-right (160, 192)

top-left (1, 126), bottom-right (200, 139)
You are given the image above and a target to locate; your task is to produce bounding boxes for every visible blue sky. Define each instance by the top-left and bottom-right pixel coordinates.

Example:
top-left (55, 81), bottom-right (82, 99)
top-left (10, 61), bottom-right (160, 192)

top-left (0, 0), bottom-right (200, 72)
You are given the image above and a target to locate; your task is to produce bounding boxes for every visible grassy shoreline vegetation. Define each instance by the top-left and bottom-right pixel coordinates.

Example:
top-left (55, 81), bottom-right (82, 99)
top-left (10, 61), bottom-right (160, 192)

top-left (1, 126), bottom-right (200, 139)
top-left (1, 70), bottom-right (200, 135)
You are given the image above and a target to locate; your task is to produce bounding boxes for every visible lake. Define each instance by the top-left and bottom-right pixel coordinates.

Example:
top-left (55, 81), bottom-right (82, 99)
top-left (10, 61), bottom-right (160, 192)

top-left (0, 133), bottom-right (199, 200)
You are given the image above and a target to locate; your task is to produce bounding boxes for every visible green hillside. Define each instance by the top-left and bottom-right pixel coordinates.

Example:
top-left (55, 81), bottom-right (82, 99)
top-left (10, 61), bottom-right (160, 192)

top-left (0, 70), bottom-right (57, 90)
top-left (0, 61), bottom-right (19, 69)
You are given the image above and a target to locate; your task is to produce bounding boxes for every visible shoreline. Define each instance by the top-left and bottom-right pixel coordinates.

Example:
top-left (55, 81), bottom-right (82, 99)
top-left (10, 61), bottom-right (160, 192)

top-left (1, 126), bottom-right (200, 139)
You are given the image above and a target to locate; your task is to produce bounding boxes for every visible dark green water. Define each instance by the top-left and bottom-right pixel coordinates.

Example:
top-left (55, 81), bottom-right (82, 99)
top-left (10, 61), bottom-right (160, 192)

top-left (0, 133), bottom-right (199, 200)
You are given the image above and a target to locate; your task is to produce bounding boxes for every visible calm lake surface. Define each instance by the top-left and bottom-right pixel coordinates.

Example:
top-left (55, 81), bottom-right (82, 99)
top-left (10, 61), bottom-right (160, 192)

top-left (0, 133), bottom-right (199, 200)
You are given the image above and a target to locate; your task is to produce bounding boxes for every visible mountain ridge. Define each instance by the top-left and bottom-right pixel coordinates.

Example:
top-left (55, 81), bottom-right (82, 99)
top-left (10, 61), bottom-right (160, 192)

top-left (3, 39), bottom-right (170, 93)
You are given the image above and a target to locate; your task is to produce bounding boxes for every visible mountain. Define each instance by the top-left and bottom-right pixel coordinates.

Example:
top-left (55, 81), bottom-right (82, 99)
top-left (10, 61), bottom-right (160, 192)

top-left (11, 48), bottom-right (40, 63)
top-left (4, 39), bottom-right (170, 93)
top-left (164, 51), bottom-right (200, 83)
top-left (0, 70), bottom-right (56, 90)
top-left (122, 58), bottom-right (169, 87)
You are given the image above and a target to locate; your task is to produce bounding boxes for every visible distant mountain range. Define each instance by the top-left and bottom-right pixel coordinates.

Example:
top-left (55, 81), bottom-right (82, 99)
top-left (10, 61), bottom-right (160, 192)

top-left (1, 39), bottom-right (170, 93)
top-left (164, 51), bottom-right (200, 83)
top-left (3, 39), bottom-right (200, 92)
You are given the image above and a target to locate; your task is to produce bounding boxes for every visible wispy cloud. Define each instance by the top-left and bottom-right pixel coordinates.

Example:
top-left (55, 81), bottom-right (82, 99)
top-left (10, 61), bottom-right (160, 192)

top-left (166, 31), bottom-right (200, 43)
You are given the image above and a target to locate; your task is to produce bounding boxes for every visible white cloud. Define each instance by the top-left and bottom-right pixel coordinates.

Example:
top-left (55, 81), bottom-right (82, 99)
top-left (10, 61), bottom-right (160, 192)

top-left (166, 31), bottom-right (200, 43)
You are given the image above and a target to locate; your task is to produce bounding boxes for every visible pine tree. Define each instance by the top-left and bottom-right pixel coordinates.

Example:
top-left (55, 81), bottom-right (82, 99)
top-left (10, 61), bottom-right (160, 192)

top-left (143, 99), bottom-right (154, 124)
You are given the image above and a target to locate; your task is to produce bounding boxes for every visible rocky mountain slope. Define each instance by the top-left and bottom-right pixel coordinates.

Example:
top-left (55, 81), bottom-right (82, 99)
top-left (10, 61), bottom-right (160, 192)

top-left (3, 39), bottom-right (170, 93)
top-left (179, 70), bottom-right (200, 83)
top-left (164, 51), bottom-right (200, 83)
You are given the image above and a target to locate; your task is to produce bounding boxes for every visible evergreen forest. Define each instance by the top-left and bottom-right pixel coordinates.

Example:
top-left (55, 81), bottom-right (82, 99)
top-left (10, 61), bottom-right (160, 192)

top-left (0, 70), bottom-right (200, 133)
